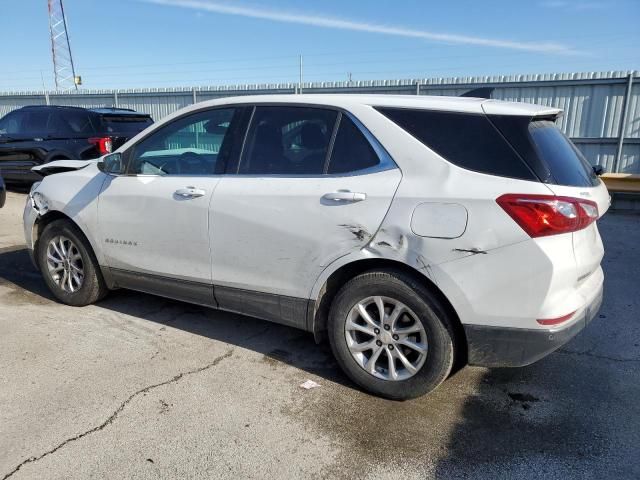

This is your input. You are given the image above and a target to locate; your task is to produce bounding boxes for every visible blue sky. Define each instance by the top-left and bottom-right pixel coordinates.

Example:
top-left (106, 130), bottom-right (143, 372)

top-left (1, 0), bottom-right (638, 91)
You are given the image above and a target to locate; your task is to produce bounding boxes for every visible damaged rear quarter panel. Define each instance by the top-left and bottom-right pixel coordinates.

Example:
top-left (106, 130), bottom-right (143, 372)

top-left (309, 108), bottom-right (557, 326)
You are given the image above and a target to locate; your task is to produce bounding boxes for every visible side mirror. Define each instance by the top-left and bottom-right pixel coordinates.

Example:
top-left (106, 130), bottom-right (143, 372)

top-left (592, 164), bottom-right (604, 176)
top-left (99, 152), bottom-right (125, 175)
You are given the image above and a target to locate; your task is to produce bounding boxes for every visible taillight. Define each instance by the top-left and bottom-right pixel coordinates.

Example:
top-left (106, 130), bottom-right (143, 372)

top-left (88, 137), bottom-right (113, 155)
top-left (496, 194), bottom-right (598, 238)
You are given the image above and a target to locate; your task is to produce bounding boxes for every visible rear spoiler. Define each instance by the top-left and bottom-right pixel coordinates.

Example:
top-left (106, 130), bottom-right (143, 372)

top-left (32, 159), bottom-right (96, 177)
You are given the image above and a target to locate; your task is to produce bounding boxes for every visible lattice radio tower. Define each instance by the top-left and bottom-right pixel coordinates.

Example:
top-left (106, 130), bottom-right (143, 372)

top-left (48, 0), bottom-right (78, 91)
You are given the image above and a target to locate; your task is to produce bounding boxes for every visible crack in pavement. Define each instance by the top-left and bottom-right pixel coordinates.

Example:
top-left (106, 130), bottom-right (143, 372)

top-left (2, 349), bottom-right (234, 480)
top-left (557, 349), bottom-right (640, 363)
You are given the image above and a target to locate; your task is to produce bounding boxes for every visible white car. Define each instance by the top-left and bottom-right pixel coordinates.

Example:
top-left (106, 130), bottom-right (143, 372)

top-left (24, 94), bottom-right (609, 399)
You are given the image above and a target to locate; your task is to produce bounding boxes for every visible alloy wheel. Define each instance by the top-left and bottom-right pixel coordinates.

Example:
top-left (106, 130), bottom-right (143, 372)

top-left (46, 235), bottom-right (84, 293)
top-left (344, 296), bottom-right (428, 381)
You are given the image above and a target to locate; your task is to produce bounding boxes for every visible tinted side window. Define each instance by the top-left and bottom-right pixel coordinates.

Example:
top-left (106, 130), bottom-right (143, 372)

top-left (240, 106), bottom-right (338, 175)
top-left (23, 111), bottom-right (51, 136)
top-left (101, 115), bottom-right (153, 134)
top-left (327, 115), bottom-right (380, 174)
top-left (0, 110), bottom-right (27, 135)
top-left (376, 108), bottom-right (536, 180)
top-left (48, 110), bottom-right (95, 137)
top-left (64, 111), bottom-right (95, 135)
top-left (128, 108), bottom-right (239, 176)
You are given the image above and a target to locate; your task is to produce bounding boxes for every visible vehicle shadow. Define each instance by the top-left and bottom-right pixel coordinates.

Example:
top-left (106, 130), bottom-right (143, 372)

top-left (0, 246), bottom-right (352, 389)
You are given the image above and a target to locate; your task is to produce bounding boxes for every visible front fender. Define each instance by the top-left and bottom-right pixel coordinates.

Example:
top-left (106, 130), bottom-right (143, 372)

top-left (30, 165), bottom-right (108, 265)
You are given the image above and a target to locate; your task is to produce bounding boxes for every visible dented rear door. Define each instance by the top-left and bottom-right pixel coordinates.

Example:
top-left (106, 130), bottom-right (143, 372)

top-left (209, 169), bottom-right (401, 300)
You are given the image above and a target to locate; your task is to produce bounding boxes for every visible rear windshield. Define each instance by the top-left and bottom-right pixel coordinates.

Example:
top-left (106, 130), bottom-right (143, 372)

top-left (100, 115), bottom-right (153, 134)
top-left (528, 120), bottom-right (599, 187)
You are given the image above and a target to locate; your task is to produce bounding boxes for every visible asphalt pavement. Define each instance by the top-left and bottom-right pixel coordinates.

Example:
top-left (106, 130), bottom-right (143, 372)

top-left (1, 190), bottom-right (638, 479)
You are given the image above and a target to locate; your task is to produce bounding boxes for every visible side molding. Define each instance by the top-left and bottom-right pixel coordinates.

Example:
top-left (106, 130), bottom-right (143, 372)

top-left (215, 285), bottom-right (309, 331)
top-left (110, 268), bottom-right (217, 308)
top-left (108, 268), bottom-right (310, 331)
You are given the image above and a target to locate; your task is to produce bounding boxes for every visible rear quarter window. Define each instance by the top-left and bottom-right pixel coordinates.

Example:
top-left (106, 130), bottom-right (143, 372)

top-left (100, 115), bottom-right (153, 134)
top-left (376, 107), bottom-right (536, 181)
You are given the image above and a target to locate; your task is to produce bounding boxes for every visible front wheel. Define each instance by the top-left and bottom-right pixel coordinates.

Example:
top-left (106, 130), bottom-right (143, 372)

top-left (328, 269), bottom-right (455, 400)
top-left (37, 219), bottom-right (108, 306)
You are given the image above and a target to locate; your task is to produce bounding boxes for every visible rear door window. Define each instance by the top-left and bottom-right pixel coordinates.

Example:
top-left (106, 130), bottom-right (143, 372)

top-left (327, 115), bottom-right (380, 174)
top-left (23, 110), bottom-right (51, 137)
top-left (376, 107), bottom-right (536, 181)
top-left (63, 110), bottom-right (95, 135)
top-left (48, 110), bottom-right (95, 137)
top-left (239, 106), bottom-right (337, 175)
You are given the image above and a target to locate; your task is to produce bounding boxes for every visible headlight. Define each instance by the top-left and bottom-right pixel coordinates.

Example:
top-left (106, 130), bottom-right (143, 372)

top-left (31, 191), bottom-right (49, 213)
top-left (30, 181), bottom-right (42, 194)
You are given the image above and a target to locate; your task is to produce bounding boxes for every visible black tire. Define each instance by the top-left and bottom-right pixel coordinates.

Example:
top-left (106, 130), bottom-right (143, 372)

top-left (328, 269), bottom-right (455, 400)
top-left (37, 219), bottom-right (108, 306)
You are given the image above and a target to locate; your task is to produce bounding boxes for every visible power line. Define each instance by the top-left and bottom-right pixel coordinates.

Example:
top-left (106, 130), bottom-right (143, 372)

top-left (2, 48), bottom-right (638, 85)
top-left (0, 52), bottom-right (636, 91)
top-left (1, 31), bottom-right (636, 76)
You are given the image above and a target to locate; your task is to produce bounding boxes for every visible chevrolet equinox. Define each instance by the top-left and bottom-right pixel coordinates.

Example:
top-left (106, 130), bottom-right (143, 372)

top-left (24, 95), bottom-right (609, 399)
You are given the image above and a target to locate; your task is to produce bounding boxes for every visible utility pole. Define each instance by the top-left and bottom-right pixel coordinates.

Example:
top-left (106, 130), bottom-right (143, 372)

top-left (48, 0), bottom-right (79, 91)
top-left (298, 54), bottom-right (303, 94)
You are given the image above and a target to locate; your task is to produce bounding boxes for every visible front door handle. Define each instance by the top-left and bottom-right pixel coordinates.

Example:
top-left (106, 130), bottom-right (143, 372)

top-left (175, 186), bottom-right (206, 198)
top-left (322, 191), bottom-right (367, 203)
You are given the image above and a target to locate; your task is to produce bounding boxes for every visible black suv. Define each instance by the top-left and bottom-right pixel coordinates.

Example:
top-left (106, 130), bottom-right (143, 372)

top-left (0, 105), bottom-right (153, 184)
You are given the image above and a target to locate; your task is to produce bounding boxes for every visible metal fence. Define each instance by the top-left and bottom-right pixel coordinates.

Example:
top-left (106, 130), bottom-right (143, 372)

top-left (1, 70), bottom-right (638, 173)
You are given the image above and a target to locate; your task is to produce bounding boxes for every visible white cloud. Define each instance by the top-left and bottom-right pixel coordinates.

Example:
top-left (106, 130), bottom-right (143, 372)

top-left (539, 1), bottom-right (608, 10)
top-left (144, 0), bottom-right (579, 54)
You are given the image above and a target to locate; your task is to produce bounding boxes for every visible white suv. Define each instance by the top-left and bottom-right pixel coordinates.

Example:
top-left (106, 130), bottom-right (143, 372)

top-left (24, 94), bottom-right (609, 399)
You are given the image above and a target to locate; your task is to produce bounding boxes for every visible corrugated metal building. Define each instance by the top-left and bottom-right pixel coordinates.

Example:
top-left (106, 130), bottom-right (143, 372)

top-left (1, 70), bottom-right (638, 173)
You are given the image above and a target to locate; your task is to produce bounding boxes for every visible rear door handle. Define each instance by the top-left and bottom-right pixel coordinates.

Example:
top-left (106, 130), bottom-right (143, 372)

top-left (322, 191), bottom-right (367, 203)
top-left (175, 186), bottom-right (206, 198)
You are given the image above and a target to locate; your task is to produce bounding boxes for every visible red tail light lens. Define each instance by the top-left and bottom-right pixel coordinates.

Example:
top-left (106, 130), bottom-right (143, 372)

top-left (88, 137), bottom-right (113, 155)
top-left (496, 194), bottom-right (598, 238)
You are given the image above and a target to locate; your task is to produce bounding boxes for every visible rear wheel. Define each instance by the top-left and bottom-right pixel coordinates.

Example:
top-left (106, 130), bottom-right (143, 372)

top-left (37, 219), bottom-right (108, 306)
top-left (328, 269), bottom-right (455, 400)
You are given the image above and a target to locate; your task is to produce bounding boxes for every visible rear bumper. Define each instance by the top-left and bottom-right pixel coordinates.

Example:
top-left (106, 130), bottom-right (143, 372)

top-left (465, 281), bottom-right (603, 367)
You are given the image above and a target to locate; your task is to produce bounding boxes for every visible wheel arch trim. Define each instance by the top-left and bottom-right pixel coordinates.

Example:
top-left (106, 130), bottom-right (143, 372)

top-left (33, 210), bottom-right (101, 268)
